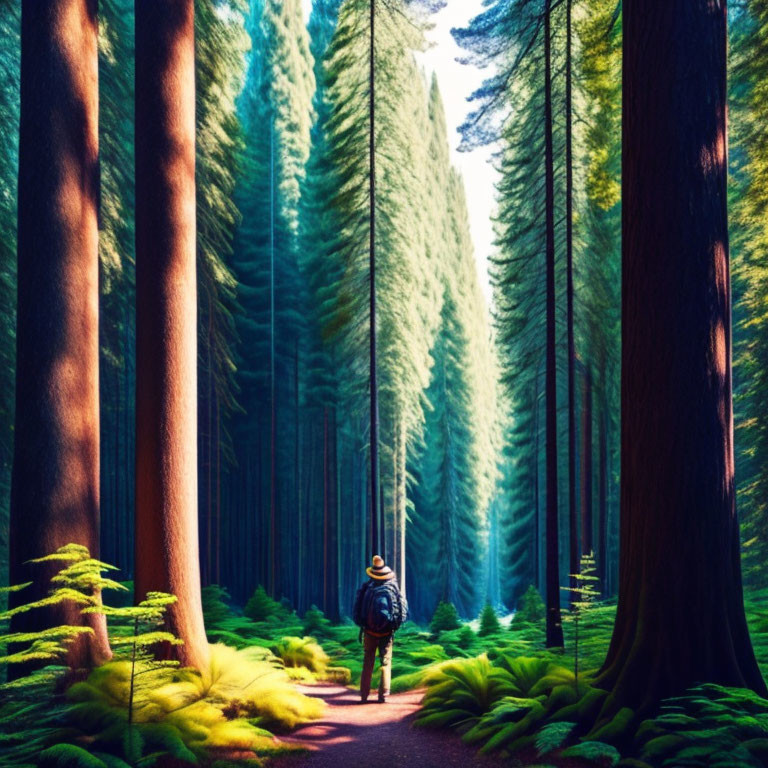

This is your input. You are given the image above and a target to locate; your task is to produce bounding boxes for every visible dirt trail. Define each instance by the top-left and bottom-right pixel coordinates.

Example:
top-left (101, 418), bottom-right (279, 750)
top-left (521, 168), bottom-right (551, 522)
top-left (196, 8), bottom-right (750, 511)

top-left (273, 684), bottom-right (509, 768)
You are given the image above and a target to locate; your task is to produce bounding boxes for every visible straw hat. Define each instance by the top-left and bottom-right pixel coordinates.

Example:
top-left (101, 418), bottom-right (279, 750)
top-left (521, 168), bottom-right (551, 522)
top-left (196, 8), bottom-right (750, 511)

top-left (366, 555), bottom-right (394, 581)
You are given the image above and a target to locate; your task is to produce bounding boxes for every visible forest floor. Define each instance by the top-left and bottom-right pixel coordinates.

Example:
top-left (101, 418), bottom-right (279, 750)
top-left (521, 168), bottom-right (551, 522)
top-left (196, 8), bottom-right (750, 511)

top-left (272, 683), bottom-right (509, 768)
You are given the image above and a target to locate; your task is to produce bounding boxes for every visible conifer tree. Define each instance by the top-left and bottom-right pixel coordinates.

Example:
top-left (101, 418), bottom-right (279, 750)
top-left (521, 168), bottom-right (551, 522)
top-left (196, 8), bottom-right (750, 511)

top-left (598, 0), bottom-right (765, 713)
top-left (231, 0), bottom-right (315, 600)
top-left (731, 1), bottom-right (768, 585)
top-left (195, 0), bottom-right (249, 587)
top-left (134, 0), bottom-right (208, 670)
top-left (324, 0), bottom-right (440, 597)
top-left (10, 0), bottom-right (110, 672)
top-left (0, 1), bottom-right (18, 587)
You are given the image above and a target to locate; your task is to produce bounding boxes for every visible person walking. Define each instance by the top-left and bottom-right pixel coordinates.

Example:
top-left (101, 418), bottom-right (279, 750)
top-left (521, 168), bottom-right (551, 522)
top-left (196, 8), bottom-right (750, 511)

top-left (353, 555), bottom-right (408, 703)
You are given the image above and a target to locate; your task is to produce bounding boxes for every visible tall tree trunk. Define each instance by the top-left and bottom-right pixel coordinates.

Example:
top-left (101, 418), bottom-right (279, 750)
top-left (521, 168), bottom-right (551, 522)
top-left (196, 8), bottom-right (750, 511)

top-left (543, 0), bottom-right (563, 649)
top-left (327, 408), bottom-right (340, 621)
top-left (533, 381), bottom-right (540, 593)
top-left (9, 0), bottom-right (110, 674)
top-left (206, 300), bottom-right (213, 587)
top-left (323, 406), bottom-right (329, 611)
top-left (597, 406), bottom-right (608, 596)
top-left (565, 0), bottom-right (578, 607)
top-left (215, 394), bottom-right (221, 585)
top-left (369, 0), bottom-right (381, 560)
top-left (596, 0), bottom-right (765, 714)
top-left (269, 122), bottom-right (277, 599)
top-left (134, 0), bottom-right (208, 670)
top-left (398, 421), bottom-right (407, 596)
top-left (296, 343), bottom-right (303, 610)
top-left (580, 365), bottom-right (593, 554)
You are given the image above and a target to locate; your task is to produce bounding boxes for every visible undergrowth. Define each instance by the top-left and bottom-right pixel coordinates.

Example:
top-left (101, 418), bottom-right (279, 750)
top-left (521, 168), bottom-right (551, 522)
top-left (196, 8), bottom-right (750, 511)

top-left (9, 562), bottom-right (768, 768)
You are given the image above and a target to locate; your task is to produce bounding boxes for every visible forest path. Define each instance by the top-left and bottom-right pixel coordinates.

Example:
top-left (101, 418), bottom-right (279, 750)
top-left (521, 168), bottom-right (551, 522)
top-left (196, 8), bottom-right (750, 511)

top-left (273, 683), bottom-right (508, 768)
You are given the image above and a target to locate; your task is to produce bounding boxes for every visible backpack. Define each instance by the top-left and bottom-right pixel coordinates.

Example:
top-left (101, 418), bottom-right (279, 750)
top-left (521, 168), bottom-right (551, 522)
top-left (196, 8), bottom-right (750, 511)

top-left (354, 580), bottom-right (405, 634)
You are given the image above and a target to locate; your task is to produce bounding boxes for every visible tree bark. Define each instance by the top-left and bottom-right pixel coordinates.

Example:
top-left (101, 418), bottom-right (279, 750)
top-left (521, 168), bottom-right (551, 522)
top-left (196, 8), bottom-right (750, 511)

top-left (397, 421), bottom-right (407, 596)
top-left (580, 365), bottom-right (593, 554)
top-left (543, 0), bottom-right (563, 649)
top-left (134, 0), bottom-right (209, 670)
top-left (9, 0), bottom-right (110, 674)
top-left (597, 0), bottom-right (766, 715)
top-left (369, 0), bottom-right (381, 561)
top-left (597, 406), bottom-right (608, 596)
top-left (565, 0), bottom-right (578, 608)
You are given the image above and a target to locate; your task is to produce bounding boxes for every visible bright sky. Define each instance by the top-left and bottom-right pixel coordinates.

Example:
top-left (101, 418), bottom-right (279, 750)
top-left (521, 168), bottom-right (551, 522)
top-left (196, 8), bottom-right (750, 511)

top-left (301, 0), bottom-right (498, 303)
top-left (418, 3), bottom-right (499, 305)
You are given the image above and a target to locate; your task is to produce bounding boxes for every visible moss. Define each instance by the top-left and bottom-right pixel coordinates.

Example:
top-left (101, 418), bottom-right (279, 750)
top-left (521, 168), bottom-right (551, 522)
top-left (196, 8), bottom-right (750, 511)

top-left (548, 684), bottom-right (608, 723)
top-left (589, 707), bottom-right (637, 745)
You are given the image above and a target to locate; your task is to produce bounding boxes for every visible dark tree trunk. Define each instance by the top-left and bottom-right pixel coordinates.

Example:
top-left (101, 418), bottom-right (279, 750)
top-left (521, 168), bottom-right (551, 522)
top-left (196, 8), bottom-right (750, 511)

top-left (269, 123), bottom-right (277, 600)
top-left (369, 0), bottom-right (381, 561)
top-left (9, 0), bottom-right (110, 674)
top-left (323, 406), bottom-right (329, 611)
top-left (327, 408), bottom-right (340, 621)
top-left (543, 0), bottom-right (563, 649)
top-left (580, 365), bottom-right (593, 554)
top-left (565, 0), bottom-right (578, 607)
top-left (533, 381), bottom-right (540, 592)
top-left (597, 0), bottom-right (766, 714)
top-left (597, 406), bottom-right (608, 596)
top-left (134, 0), bottom-right (208, 670)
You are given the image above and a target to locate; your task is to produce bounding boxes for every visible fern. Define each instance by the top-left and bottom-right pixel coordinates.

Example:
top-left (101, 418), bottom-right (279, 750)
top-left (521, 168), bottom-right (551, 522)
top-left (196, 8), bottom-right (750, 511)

top-left (493, 655), bottom-right (575, 698)
top-left (560, 740), bottom-right (621, 765)
top-left (636, 684), bottom-right (768, 767)
top-left (37, 744), bottom-right (110, 768)
top-left (535, 721), bottom-right (577, 754)
top-left (272, 636), bottom-right (330, 674)
top-left (416, 655), bottom-right (515, 731)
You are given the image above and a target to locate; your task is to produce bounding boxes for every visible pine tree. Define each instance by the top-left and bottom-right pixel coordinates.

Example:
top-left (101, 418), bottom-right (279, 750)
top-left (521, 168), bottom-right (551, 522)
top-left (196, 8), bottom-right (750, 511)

top-left (195, 0), bottom-right (249, 588)
top-left (10, 0), bottom-right (110, 673)
top-left (0, 1), bottom-right (19, 588)
top-left (231, 0), bottom-right (315, 602)
top-left (597, 0), bottom-right (766, 713)
top-left (323, 0), bottom-right (441, 598)
top-left (731, 1), bottom-right (768, 586)
top-left (134, 0), bottom-right (208, 670)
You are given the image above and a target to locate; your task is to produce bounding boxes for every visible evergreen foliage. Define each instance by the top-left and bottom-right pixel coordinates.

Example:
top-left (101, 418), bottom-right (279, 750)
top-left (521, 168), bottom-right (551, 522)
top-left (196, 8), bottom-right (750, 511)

top-left (731, 1), bottom-right (768, 587)
top-left (244, 585), bottom-right (288, 622)
top-left (430, 601), bottom-right (461, 634)
top-left (513, 585), bottom-right (546, 627)
top-left (478, 604), bottom-right (502, 637)
top-left (561, 552), bottom-right (600, 685)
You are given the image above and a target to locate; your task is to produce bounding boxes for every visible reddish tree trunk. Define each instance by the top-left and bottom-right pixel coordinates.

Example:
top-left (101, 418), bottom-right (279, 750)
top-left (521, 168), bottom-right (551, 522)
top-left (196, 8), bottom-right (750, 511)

top-left (9, 0), bottom-right (110, 674)
top-left (134, 0), bottom-right (208, 670)
top-left (543, 0), bottom-right (563, 649)
top-left (597, 0), bottom-right (765, 715)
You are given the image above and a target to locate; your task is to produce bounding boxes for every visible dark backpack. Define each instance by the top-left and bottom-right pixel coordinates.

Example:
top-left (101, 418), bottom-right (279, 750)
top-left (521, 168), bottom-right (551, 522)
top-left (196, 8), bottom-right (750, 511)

top-left (354, 580), bottom-right (404, 634)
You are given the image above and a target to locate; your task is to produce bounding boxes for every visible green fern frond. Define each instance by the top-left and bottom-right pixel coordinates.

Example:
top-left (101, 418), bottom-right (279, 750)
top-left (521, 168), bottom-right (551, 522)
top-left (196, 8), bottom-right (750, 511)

top-left (37, 743), bottom-right (109, 768)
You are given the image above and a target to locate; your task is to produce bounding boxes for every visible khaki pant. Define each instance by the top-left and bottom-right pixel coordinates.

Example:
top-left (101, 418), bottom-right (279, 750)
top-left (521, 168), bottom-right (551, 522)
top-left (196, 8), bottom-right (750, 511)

top-left (360, 632), bottom-right (394, 701)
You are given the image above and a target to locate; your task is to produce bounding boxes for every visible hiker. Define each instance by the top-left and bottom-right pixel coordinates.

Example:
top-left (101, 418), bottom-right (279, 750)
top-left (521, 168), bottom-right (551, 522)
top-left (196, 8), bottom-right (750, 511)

top-left (353, 555), bottom-right (408, 703)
